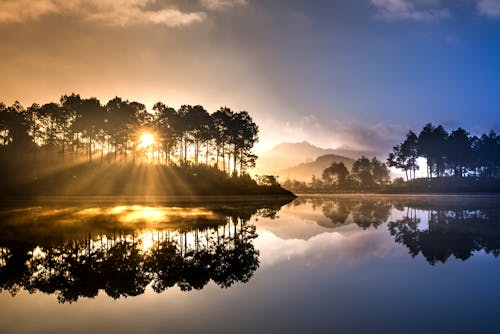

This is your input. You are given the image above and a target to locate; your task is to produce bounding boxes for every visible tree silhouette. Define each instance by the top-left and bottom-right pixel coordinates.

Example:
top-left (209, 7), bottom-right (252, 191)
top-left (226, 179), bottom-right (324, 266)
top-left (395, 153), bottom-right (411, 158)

top-left (388, 124), bottom-right (500, 181)
top-left (0, 94), bottom-right (281, 196)
top-left (322, 162), bottom-right (349, 190)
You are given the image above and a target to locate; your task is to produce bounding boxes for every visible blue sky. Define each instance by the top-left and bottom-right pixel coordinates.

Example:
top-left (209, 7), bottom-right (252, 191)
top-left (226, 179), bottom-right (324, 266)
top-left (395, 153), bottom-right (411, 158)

top-left (0, 0), bottom-right (499, 153)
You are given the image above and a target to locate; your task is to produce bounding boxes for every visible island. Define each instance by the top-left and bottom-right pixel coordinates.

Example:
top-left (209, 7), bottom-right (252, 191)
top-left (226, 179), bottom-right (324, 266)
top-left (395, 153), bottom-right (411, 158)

top-left (0, 94), bottom-right (294, 197)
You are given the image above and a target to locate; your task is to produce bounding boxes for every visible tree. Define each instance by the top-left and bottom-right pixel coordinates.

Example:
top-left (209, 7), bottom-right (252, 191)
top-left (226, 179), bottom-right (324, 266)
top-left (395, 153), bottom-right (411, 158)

top-left (371, 157), bottom-right (390, 185)
top-left (231, 111), bottom-right (259, 175)
top-left (351, 156), bottom-right (374, 188)
top-left (351, 156), bottom-right (389, 189)
top-left (153, 102), bottom-right (180, 165)
top-left (70, 96), bottom-right (105, 163)
top-left (476, 131), bottom-right (500, 177)
top-left (387, 131), bottom-right (418, 181)
top-left (322, 162), bottom-right (349, 190)
top-left (418, 123), bottom-right (436, 178)
top-left (447, 128), bottom-right (473, 177)
top-left (212, 108), bottom-right (233, 171)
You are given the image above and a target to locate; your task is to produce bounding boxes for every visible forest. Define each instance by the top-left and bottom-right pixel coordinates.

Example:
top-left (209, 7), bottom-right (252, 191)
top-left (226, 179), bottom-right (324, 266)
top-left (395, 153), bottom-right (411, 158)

top-left (282, 156), bottom-right (390, 192)
top-left (283, 124), bottom-right (500, 194)
top-left (0, 94), bottom-right (258, 172)
top-left (388, 123), bottom-right (500, 180)
top-left (0, 94), bottom-right (292, 196)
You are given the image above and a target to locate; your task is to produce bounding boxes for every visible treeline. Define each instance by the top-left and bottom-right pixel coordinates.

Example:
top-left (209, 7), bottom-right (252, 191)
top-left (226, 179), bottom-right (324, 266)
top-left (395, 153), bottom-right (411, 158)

top-left (282, 156), bottom-right (390, 192)
top-left (388, 123), bottom-right (500, 180)
top-left (0, 94), bottom-right (259, 175)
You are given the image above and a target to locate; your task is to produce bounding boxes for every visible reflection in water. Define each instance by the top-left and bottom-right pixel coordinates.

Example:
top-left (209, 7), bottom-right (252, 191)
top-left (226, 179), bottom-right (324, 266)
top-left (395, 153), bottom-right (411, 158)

top-left (0, 199), bottom-right (288, 303)
top-left (1, 195), bottom-right (500, 305)
top-left (288, 196), bottom-right (500, 265)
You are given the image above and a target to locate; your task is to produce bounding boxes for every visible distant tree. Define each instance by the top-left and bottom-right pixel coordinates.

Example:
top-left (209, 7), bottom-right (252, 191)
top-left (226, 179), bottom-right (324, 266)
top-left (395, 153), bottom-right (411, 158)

top-left (212, 108), bottom-right (233, 171)
top-left (184, 105), bottom-right (211, 165)
top-left (0, 102), bottom-right (33, 149)
top-left (309, 174), bottom-right (323, 190)
top-left (389, 130), bottom-right (420, 180)
top-left (351, 156), bottom-right (389, 189)
top-left (351, 156), bottom-right (374, 188)
top-left (153, 102), bottom-right (180, 165)
top-left (432, 125), bottom-right (449, 177)
top-left (231, 111), bottom-right (259, 175)
top-left (371, 157), bottom-right (390, 185)
top-left (417, 123), bottom-right (449, 177)
top-left (37, 103), bottom-right (61, 161)
top-left (447, 128), bottom-right (473, 177)
top-left (476, 131), bottom-right (500, 177)
top-left (322, 162), bottom-right (349, 190)
top-left (70, 96), bottom-right (105, 163)
top-left (417, 123), bottom-right (436, 177)
top-left (257, 175), bottom-right (279, 187)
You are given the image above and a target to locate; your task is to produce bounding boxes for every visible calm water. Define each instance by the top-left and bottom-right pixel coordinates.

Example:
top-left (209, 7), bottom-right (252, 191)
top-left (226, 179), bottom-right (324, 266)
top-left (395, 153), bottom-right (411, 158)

top-left (1, 195), bottom-right (500, 333)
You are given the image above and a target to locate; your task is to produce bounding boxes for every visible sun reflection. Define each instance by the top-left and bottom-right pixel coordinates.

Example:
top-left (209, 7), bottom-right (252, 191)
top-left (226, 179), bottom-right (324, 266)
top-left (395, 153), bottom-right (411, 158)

top-left (140, 232), bottom-right (155, 252)
top-left (76, 205), bottom-right (214, 225)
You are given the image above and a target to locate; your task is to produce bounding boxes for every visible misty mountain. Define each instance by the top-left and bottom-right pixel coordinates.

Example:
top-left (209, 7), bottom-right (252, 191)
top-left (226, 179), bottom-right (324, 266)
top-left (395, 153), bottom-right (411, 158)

top-left (278, 154), bottom-right (356, 182)
top-left (254, 141), bottom-right (370, 176)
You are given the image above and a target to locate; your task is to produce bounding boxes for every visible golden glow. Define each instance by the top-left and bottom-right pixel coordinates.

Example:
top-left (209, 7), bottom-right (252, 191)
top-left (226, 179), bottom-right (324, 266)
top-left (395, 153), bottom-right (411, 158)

top-left (76, 205), bottom-right (214, 224)
top-left (138, 132), bottom-right (155, 148)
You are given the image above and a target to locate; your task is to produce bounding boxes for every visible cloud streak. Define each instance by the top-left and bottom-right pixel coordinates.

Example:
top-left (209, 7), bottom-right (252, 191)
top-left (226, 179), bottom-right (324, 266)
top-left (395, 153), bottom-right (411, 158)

top-left (370, 0), bottom-right (450, 21)
top-left (263, 114), bottom-right (406, 155)
top-left (477, 0), bottom-right (500, 18)
top-left (200, 0), bottom-right (248, 11)
top-left (0, 0), bottom-right (217, 26)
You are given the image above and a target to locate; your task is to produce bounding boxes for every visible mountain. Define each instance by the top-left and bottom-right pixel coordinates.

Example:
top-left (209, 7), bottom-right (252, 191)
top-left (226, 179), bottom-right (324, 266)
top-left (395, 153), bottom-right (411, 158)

top-left (254, 141), bottom-right (371, 177)
top-left (278, 154), bottom-right (356, 181)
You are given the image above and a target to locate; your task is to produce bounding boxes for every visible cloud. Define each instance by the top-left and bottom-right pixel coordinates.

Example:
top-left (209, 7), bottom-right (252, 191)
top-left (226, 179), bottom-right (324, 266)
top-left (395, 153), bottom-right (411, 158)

top-left (200, 0), bottom-right (248, 10)
top-left (370, 0), bottom-right (451, 21)
top-left (261, 114), bottom-right (406, 155)
top-left (0, 0), bottom-right (207, 27)
top-left (0, 0), bottom-right (58, 22)
top-left (477, 0), bottom-right (500, 18)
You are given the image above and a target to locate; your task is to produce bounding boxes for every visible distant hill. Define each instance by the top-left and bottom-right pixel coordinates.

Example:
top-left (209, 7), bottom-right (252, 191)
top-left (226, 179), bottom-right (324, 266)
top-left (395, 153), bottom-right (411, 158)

top-left (254, 141), bottom-right (370, 176)
top-left (278, 154), bottom-right (356, 182)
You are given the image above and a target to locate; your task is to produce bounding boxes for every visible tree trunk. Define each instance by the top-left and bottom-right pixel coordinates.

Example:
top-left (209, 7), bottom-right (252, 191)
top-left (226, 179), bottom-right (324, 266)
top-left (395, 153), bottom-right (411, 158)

top-left (233, 144), bottom-right (237, 175)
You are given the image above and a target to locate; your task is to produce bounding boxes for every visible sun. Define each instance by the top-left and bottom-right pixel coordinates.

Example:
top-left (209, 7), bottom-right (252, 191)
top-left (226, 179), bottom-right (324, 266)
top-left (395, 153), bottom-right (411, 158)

top-left (139, 132), bottom-right (155, 148)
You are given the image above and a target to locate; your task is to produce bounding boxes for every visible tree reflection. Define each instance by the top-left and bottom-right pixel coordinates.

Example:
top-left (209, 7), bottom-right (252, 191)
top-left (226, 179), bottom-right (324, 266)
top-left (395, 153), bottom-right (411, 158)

top-left (0, 199), bottom-right (288, 303)
top-left (315, 198), bottom-right (391, 229)
top-left (305, 196), bottom-right (500, 265)
top-left (388, 204), bottom-right (500, 265)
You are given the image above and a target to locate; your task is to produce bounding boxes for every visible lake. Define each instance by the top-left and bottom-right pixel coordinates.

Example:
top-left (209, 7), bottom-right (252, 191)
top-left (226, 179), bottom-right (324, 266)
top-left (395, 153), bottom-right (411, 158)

top-left (1, 194), bottom-right (500, 333)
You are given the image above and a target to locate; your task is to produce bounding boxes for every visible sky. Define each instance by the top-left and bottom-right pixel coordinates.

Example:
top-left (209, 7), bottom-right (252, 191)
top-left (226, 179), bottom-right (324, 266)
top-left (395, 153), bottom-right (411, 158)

top-left (1, 0), bottom-right (500, 154)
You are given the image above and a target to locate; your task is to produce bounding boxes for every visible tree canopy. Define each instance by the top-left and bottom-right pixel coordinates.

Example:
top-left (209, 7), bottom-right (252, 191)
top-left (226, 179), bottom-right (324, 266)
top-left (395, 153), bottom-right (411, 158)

top-left (388, 124), bottom-right (500, 179)
top-left (0, 94), bottom-right (259, 175)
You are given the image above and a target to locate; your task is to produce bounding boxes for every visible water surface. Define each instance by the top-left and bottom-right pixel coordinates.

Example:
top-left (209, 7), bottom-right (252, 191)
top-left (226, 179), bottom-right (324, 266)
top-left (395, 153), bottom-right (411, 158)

top-left (1, 195), bottom-right (500, 333)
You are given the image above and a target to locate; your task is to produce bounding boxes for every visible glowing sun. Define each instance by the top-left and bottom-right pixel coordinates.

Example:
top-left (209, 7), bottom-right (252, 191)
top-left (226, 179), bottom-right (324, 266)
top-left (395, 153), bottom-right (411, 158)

top-left (139, 132), bottom-right (155, 147)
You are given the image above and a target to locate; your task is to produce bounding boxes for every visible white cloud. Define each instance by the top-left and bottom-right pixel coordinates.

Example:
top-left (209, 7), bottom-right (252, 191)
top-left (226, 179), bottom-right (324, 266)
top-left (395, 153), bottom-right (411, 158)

top-left (263, 114), bottom-right (406, 155)
top-left (0, 0), bottom-right (207, 27)
top-left (477, 0), bottom-right (500, 18)
top-left (370, 0), bottom-right (450, 21)
top-left (200, 0), bottom-right (248, 10)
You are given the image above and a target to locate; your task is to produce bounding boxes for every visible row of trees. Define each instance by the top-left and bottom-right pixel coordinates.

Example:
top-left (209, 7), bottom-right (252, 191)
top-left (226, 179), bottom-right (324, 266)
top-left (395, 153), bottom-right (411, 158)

top-left (388, 124), bottom-right (500, 180)
top-left (0, 94), bottom-right (259, 175)
top-left (282, 156), bottom-right (390, 192)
